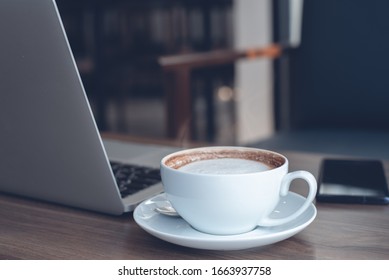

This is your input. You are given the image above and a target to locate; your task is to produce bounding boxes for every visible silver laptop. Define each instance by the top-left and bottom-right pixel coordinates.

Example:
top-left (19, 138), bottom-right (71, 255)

top-left (0, 0), bottom-right (178, 214)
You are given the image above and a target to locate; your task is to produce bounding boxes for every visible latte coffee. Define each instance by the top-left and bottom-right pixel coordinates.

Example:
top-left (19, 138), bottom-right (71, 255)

top-left (164, 147), bottom-right (284, 175)
top-left (179, 158), bottom-right (272, 174)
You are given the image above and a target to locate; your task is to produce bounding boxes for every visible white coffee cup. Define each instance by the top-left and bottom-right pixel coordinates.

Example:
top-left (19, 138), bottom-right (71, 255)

top-left (160, 146), bottom-right (317, 235)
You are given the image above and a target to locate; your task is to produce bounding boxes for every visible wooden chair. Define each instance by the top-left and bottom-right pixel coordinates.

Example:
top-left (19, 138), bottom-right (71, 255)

top-left (158, 0), bottom-right (304, 142)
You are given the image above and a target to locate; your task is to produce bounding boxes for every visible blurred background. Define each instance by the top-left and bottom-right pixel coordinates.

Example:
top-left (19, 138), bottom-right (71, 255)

top-left (56, 0), bottom-right (389, 156)
top-left (56, 0), bottom-right (274, 145)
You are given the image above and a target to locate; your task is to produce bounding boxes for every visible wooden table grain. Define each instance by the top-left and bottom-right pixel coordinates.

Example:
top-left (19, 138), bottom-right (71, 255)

top-left (1, 142), bottom-right (388, 259)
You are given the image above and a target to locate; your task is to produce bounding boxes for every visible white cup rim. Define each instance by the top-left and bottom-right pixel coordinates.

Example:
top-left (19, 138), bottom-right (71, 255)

top-left (161, 146), bottom-right (287, 177)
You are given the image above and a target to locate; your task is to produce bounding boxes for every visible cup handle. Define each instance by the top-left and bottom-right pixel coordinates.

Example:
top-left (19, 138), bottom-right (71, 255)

top-left (258, 170), bottom-right (317, 227)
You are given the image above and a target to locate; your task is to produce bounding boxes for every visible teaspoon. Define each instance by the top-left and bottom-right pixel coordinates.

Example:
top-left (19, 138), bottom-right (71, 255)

top-left (154, 205), bottom-right (180, 217)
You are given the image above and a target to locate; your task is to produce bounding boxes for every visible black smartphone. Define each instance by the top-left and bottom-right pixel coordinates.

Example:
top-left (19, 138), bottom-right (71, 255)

top-left (317, 158), bottom-right (389, 204)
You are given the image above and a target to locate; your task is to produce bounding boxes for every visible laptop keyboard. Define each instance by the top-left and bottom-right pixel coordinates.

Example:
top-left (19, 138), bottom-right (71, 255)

top-left (110, 161), bottom-right (161, 198)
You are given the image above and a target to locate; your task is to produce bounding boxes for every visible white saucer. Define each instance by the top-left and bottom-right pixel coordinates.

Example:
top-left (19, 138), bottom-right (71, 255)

top-left (133, 192), bottom-right (317, 250)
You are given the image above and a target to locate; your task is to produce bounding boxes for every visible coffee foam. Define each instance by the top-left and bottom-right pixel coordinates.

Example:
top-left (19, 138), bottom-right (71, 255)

top-left (179, 158), bottom-right (271, 174)
top-left (164, 149), bottom-right (285, 171)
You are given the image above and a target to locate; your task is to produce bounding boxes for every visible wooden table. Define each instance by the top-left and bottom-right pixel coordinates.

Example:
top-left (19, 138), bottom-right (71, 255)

top-left (1, 138), bottom-right (388, 259)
